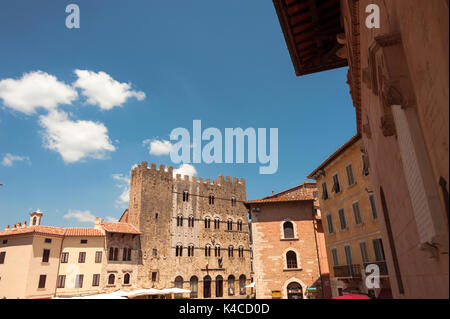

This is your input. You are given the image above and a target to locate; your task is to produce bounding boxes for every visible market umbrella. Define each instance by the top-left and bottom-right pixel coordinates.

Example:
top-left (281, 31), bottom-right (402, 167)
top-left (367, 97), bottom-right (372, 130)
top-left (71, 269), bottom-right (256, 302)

top-left (332, 293), bottom-right (371, 299)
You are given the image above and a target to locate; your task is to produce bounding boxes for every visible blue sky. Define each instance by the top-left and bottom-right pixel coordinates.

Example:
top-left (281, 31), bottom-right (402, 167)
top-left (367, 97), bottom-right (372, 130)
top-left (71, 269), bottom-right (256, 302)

top-left (0, 0), bottom-right (356, 228)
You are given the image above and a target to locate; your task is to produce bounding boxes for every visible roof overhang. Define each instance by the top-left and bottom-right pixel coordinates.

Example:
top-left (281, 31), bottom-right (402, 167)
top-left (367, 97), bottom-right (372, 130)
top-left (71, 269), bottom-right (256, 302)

top-left (273, 0), bottom-right (348, 76)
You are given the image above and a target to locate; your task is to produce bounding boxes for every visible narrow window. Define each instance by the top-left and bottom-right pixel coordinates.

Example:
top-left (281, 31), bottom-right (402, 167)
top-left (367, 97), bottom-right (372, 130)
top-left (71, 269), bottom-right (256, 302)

top-left (227, 220), bottom-right (233, 231)
top-left (322, 182), bottom-right (329, 200)
top-left (204, 217), bottom-right (211, 229)
top-left (373, 238), bottom-right (386, 261)
top-left (331, 248), bottom-right (339, 266)
top-left (369, 194), bottom-right (378, 220)
top-left (78, 252), bottom-right (86, 263)
top-left (238, 246), bottom-right (244, 258)
top-left (326, 214), bottom-right (334, 234)
top-left (346, 164), bottom-right (355, 186)
top-left (362, 154), bottom-right (369, 176)
top-left (332, 174), bottom-right (341, 193)
top-left (228, 246), bottom-right (234, 258)
top-left (283, 221), bottom-right (294, 238)
top-left (183, 191), bottom-right (189, 202)
top-left (352, 202), bottom-right (363, 225)
top-left (92, 274), bottom-right (100, 287)
top-left (152, 249), bottom-right (157, 257)
top-left (61, 252), bottom-right (69, 263)
top-left (205, 245), bottom-right (211, 257)
top-left (108, 274), bottom-right (115, 285)
top-left (176, 245), bottom-right (183, 257)
top-left (188, 245), bottom-right (194, 257)
top-left (359, 242), bottom-right (370, 263)
top-left (215, 245), bottom-right (221, 257)
top-left (151, 272), bottom-right (157, 282)
top-left (123, 273), bottom-right (130, 285)
top-left (57, 275), bottom-right (66, 288)
top-left (209, 194), bottom-right (215, 205)
top-left (0, 251), bottom-right (5, 264)
top-left (188, 216), bottom-right (194, 227)
top-left (338, 209), bottom-right (347, 230)
top-left (177, 215), bottom-right (183, 227)
top-left (108, 247), bottom-right (114, 261)
top-left (237, 220), bottom-right (243, 231)
top-left (214, 218), bottom-right (220, 229)
top-left (231, 197), bottom-right (237, 207)
top-left (38, 275), bottom-right (47, 288)
top-left (75, 274), bottom-right (84, 289)
top-left (114, 248), bottom-right (119, 261)
top-left (286, 251), bottom-right (297, 269)
top-left (42, 249), bottom-right (50, 263)
top-left (95, 251), bottom-right (102, 263)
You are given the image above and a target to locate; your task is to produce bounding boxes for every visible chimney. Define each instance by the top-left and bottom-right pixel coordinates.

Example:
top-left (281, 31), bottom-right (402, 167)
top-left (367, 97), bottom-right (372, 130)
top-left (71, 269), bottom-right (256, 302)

top-left (4, 225), bottom-right (9, 231)
top-left (94, 217), bottom-right (102, 230)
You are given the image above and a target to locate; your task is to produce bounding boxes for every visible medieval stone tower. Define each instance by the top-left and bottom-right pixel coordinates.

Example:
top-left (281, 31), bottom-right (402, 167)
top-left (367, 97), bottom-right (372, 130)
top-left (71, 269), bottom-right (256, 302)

top-left (122, 161), bottom-right (251, 298)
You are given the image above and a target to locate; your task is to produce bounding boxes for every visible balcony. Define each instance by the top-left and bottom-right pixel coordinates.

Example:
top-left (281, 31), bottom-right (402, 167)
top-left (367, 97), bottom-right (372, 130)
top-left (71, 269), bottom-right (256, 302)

top-left (333, 264), bottom-right (362, 279)
top-left (363, 261), bottom-right (389, 276)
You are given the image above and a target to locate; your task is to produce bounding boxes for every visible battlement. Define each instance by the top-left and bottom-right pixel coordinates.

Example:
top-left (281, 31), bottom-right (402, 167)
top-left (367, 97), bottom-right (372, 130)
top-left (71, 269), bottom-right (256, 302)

top-left (132, 162), bottom-right (245, 188)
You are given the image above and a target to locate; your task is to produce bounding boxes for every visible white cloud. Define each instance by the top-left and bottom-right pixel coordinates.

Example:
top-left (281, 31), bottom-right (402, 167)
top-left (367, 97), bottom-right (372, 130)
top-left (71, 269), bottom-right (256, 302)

top-left (105, 216), bottom-right (119, 222)
top-left (2, 153), bottom-right (30, 167)
top-left (143, 138), bottom-right (173, 156)
top-left (173, 164), bottom-right (197, 177)
top-left (64, 209), bottom-right (96, 223)
top-left (73, 69), bottom-right (145, 110)
top-left (0, 71), bottom-right (77, 114)
top-left (112, 173), bottom-right (130, 208)
top-left (39, 110), bottom-right (116, 163)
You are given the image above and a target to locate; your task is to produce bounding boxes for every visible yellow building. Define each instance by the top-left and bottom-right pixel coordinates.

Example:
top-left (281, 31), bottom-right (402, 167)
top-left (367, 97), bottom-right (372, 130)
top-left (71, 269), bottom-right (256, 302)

top-left (0, 211), bottom-right (141, 299)
top-left (308, 135), bottom-right (391, 298)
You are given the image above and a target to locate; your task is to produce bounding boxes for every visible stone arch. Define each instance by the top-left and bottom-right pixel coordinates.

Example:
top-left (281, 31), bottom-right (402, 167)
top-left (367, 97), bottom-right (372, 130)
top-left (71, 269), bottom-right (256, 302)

top-left (281, 277), bottom-right (308, 299)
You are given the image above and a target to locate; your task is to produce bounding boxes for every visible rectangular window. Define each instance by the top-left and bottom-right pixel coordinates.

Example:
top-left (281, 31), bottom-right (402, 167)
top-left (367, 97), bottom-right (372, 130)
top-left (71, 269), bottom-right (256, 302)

top-left (61, 252), bottom-right (69, 263)
top-left (352, 202), bottom-right (363, 225)
top-left (78, 252), bottom-right (86, 263)
top-left (344, 245), bottom-right (353, 265)
top-left (0, 251), bottom-right (6, 264)
top-left (80, 239), bottom-right (88, 244)
top-left (359, 242), bottom-right (370, 263)
top-left (326, 214), bottom-right (334, 234)
top-left (322, 182), bottom-right (329, 200)
top-left (57, 275), bottom-right (66, 288)
top-left (152, 249), bottom-right (157, 257)
top-left (75, 274), bottom-right (84, 288)
top-left (151, 272), bottom-right (157, 282)
top-left (369, 194), bottom-right (378, 220)
top-left (95, 251), bottom-right (102, 263)
top-left (338, 209), bottom-right (347, 230)
top-left (38, 275), bottom-right (47, 289)
top-left (332, 174), bottom-right (341, 193)
top-left (2, 240), bottom-right (7, 244)
top-left (92, 274), bottom-right (100, 287)
top-left (331, 248), bottom-right (339, 266)
top-left (373, 238), bottom-right (386, 261)
top-left (42, 249), bottom-right (50, 263)
top-left (346, 164), bottom-right (355, 186)
top-left (44, 238), bottom-right (52, 243)
top-left (362, 154), bottom-right (369, 176)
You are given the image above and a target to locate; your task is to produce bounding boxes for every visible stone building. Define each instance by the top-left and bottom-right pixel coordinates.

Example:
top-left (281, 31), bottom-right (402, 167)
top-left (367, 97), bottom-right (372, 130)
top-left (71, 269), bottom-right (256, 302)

top-left (273, 0), bottom-right (448, 298)
top-left (121, 162), bottom-right (251, 298)
top-left (245, 183), bottom-right (331, 299)
top-left (308, 134), bottom-right (391, 298)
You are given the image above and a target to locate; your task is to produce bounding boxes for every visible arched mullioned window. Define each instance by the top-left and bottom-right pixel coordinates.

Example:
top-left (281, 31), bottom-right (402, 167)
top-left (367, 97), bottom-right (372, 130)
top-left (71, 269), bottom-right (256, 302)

top-left (176, 244), bottom-right (183, 257)
top-left (214, 217), bottom-right (220, 229)
top-left (183, 191), bottom-right (189, 202)
top-left (228, 245), bottom-right (234, 258)
top-left (177, 215), bottom-right (183, 227)
top-left (123, 273), bottom-right (130, 285)
top-left (286, 251), bottom-right (297, 269)
top-left (283, 221), bottom-right (294, 238)
top-left (237, 220), bottom-right (243, 231)
top-left (227, 219), bottom-right (233, 231)
top-left (214, 245), bottom-right (221, 257)
top-left (238, 246), bottom-right (244, 258)
top-left (231, 197), bottom-right (237, 207)
top-left (108, 274), bottom-right (115, 285)
top-left (188, 216), bottom-right (194, 227)
top-left (204, 216), bottom-right (211, 229)
top-left (209, 194), bottom-right (215, 205)
top-left (205, 244), bottom-right (211, 257)
top-left (188, 244), bottom-right (195, 256)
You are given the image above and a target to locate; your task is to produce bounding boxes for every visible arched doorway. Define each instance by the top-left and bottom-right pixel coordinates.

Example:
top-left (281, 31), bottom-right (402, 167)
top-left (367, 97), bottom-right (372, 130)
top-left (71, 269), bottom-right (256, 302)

top-left (239, 275), bottom-right (246, 295)
top-left (287, 282), bottom-right (303, 299)
top-left (174, 276), bottom-right (183, 298)
top-left (189, 276), bottom-right (198, 299)
top-left (216, 275), bottom-right (223, 297)
top-left (203, 275), bottom-right (211, 298)
top-left (227, 275), bottom-right (235, 296)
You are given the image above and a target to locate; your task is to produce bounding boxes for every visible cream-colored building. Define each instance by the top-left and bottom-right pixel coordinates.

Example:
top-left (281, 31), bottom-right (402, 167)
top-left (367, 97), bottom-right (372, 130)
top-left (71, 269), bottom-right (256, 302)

top-left (0, 211), bottom-right (141, 299)
top-left (308, 135), bottom-right (391, 298)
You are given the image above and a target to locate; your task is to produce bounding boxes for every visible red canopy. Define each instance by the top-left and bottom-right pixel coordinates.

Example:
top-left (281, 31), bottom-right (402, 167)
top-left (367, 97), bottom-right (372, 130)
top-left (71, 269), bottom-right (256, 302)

top-left (332, 293), bottom-right (371, 299)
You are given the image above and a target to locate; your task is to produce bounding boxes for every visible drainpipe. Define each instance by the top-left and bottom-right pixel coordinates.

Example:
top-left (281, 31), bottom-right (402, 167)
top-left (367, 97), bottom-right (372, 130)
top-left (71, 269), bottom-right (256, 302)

top-left (312, 208), bottom-right (325, 299)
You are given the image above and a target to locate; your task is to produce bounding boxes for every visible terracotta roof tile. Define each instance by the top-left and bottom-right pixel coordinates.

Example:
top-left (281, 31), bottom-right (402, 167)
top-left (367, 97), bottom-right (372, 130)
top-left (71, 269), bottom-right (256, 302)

top-left (102, 222), bottom-right (141, 234)
top-left (65, 228), bottom-right (103, 237)
top-left (245, 194), bottom-right (315, 205)
top-left (0, 226), bottom-right (65, 237)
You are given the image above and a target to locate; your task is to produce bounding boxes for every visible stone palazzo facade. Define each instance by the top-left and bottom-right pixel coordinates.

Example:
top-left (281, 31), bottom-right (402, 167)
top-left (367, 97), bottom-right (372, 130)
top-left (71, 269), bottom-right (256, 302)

top-left (121, 162), bottom-right (252, 298)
